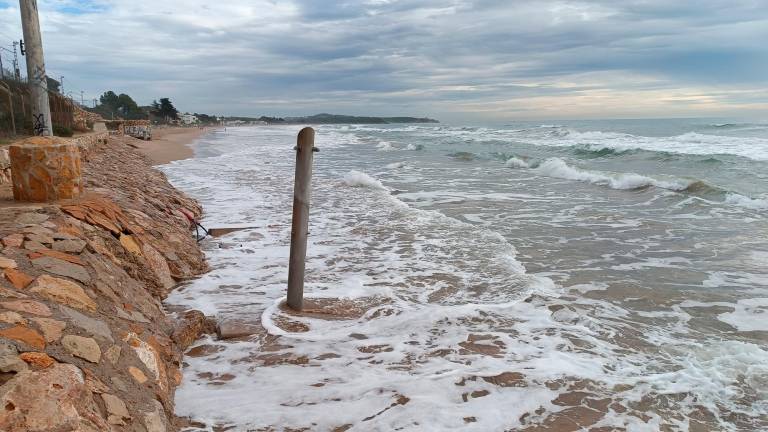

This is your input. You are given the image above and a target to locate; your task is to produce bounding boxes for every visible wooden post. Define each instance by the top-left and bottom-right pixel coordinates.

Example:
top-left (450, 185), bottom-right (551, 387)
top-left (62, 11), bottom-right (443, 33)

top-left (287, 127), bottom-right (316, 311)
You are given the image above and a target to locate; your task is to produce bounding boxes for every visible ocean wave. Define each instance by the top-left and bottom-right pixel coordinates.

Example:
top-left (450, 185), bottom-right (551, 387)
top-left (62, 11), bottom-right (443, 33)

top-left (343, 170), bottom-right (387, 190)
top-left (447, 151), bottom-right (476, 161)
top-left (376, 140), bottom-right (396, 151)
top-left (406, 143), bottom-right (424, 151)
top-left (533, 158), bottom-right (694, 191)
top-left (545, 130), bottom-right (768, 161)
top-left (724, 193), bottom-right (768, 210)
top-left (505, 157), bottom-right (530, 169)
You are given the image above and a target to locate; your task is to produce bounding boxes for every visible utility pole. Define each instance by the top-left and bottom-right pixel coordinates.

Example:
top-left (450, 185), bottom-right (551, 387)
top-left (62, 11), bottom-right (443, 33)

top-left (0, 50), bottom-right (4, 80)
top-left (11, 42), bottom-right (20, 80)
top-left (80, 90), bottom-right (83, 106)
top-left (19, 0), bottom-right (52, 136)
top-left (59, 75), bottom-right (63, 94)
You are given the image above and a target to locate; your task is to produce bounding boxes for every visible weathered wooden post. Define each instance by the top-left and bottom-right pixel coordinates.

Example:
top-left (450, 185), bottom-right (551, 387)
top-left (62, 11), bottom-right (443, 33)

top-left (287, 127), bottom-right (316, 311)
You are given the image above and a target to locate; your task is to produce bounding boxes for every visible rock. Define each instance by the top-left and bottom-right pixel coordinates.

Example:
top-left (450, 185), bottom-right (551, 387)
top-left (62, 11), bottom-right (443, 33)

top-left (217, 319), bottom-right (261, 340)
top-left (29, 275), bottom-right (97, 311)
top-left (19, 352), bottom-right (55, 369)
top-left (24, 233), bottom-right (53, 245)
top-left (0, 257), bottom-right (17, 269)
top-left (82, 367), bottom-right (110, 394)
top-left (28, 248), bottom-right (83, 265)
top-left (124, 333), bottom-right (164, 387)
top-left (0, 343), bottom-right (27, 373)
top-left (0, 287), bottom-right (28, 299)
top-left (101, 393), bottom-right (131, 425)
top-left (22, 240), bottom-right (46, 251)
top-left (1, 299), bottom-right (52, 316)
top-left (172, 310), bottom-right (217, 350)
top-left (142, 243), bottom-right (175, 291)
top-left (1, 234), bottom-right (24, 248)
top-left (61, 335), bottom-right (101, 363)
top-left (120, 234), bottom-right (142, 255)
top-left (52, 232), bottom-right (76, 240)
top-left (0, 326), bottom-right (45, 350)
top-left (104, 345), bottom-right (121, 364)
top-left (52, 239), bottom-right (87, 253)
top-left (0, 363), bottom-right (109, 431)
top-left (31, 257), bottom-right (91, 284)
top-left (0, 311), bottom-right (27, 325)
top-left (31, 318), bottom-right (66, 342)
top-left (14, 212), bottom-right (49, 225)
top-left (60, 306), bottom-right (114, 342)
top-left (111, 376), bottom-right (129, 392)
top-left (22, 226), bottom-right (54, 237)
top-left (143, 400), bottom-right (167, 432)
top-left (3, 269), bottom-right (34, 289)
top-left (128, 366), bottom-right (148, 384)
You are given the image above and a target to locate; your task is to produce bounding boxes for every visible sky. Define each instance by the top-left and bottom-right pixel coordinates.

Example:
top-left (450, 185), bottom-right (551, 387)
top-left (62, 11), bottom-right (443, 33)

top-left (0, 0), bottom-right (767, 121)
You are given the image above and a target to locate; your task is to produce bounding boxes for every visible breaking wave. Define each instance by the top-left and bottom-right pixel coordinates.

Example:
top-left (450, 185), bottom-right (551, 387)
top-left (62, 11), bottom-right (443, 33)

top-left (343, 170), bottom-right (387, 190)
top-left (533, 158), bottom-right (695, 191)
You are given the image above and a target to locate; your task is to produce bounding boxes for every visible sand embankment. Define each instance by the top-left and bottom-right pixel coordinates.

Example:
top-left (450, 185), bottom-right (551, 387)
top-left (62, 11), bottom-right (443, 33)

top-left (132, 127), bottom-right (211, 165)
top-left (0, 134), bottom-right (213, 431)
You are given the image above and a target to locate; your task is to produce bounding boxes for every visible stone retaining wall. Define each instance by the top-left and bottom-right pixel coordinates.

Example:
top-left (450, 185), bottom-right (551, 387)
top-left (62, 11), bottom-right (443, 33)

top-left (0, 135), bottom-right (210, 431)
top-left (0, 132), bottom-right (108, 188)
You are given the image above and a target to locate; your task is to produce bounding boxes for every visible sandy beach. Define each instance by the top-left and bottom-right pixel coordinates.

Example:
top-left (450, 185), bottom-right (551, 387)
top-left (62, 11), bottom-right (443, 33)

top-left (133, 126), bottom-right (211, 165)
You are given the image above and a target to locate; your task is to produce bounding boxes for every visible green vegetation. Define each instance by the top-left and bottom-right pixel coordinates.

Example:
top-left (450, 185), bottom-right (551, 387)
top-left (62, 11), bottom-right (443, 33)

top-left (53, 125), bottom-right (73, 137)
top-left (151, 98), bottom-right (179, 123)
top-left (90, 91), bottom-right (145, 120)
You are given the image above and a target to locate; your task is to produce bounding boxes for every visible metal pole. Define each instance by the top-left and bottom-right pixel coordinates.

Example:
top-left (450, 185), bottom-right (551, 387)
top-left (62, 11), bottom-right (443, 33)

top-left (287, 127), bottom-right (317, 311)
top-left (0, 51), bottom-right (4, 79)
top-left (19, 0), bottom-right (52, 136)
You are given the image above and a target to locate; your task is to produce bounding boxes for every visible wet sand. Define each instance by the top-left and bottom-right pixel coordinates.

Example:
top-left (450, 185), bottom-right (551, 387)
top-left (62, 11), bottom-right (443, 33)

top-left (134, 127), bottom-right (213, 165)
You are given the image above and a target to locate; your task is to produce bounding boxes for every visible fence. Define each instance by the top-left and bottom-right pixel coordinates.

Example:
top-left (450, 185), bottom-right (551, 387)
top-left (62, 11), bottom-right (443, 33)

top-left (0, 78), bottom-right (83, 138)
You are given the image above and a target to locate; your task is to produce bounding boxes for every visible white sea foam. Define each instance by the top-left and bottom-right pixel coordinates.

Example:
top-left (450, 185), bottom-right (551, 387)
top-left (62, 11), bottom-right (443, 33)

top-left (386, 161), bottom-right (407, 169)
top-left (718, 298), bottom-right (768, 331)
top-left (725, 193), bottom-right (768, 210)
top-left (504, 156), bottom-right (530, 168)
top-left (533, 157), bottom-right (691, 191)
top-left (377, 140), bottom-right (396, 151)
top-left (343, 170), bottom-right (387, 189)
top-left (161, 126), bottom-right (768, 431)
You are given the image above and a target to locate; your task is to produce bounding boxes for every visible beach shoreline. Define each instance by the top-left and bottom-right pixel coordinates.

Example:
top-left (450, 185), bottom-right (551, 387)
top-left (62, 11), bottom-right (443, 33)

top-left (133, 126), bottom-right (214, 165)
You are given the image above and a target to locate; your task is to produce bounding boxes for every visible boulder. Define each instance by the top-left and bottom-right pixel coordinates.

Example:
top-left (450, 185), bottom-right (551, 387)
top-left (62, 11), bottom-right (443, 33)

top-left (0, 363), bottom-right (109, 431)
top-left (30, 257), bottom-right (91, 284)
top-left (172, 310), bottom-right (217, 350)
top-left (30, 318), bottom-right (66, 343)
top-left (0, 326), bottom-right (45, 350)
top-left (29, 275), bottom-right (97, 311)
top-left (61, 335), bottom-right (101, 363)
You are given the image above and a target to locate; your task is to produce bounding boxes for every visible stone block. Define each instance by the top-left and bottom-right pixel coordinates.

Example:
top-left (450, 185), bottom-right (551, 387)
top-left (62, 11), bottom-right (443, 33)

top-left (9, 137), bottom-right (84, 202)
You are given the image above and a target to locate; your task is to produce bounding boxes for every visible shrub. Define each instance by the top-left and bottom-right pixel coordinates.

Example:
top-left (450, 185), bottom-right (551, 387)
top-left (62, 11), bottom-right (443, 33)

top-left (53, 125), bottom-right (74, 137)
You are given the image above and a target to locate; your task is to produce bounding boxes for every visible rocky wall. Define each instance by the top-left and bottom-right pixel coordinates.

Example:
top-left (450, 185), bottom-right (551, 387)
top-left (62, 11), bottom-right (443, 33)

top-left (0, 135), bottom-right (211, 431)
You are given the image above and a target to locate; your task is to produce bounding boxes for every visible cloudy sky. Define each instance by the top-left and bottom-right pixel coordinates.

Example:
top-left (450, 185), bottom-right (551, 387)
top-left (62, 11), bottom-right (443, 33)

top-left (0, 0), bottom-right (766, 121)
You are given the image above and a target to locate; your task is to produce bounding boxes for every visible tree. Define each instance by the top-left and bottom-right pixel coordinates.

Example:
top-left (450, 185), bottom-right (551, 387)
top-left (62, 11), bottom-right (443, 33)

top-left (150, 98), bottom-right (179, 123)
top-left (47, 77), bottom-right (61, 93)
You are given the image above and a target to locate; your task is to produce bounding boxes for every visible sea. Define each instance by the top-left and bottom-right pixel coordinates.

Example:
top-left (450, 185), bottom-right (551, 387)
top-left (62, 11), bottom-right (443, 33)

top-left (161, 119), bottom-right (768, 431)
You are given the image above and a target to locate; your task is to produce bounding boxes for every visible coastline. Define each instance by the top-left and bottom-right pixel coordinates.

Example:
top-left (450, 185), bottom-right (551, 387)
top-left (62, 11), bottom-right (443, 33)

top-left (0, 133), bottom-right (212, 431)
top-left (133, 126), bottom-right (212, 165)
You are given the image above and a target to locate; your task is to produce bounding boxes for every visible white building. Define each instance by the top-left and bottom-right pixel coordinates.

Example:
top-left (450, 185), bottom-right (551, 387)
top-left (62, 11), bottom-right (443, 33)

top-left (180, 113), bottom-right (198, 125)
